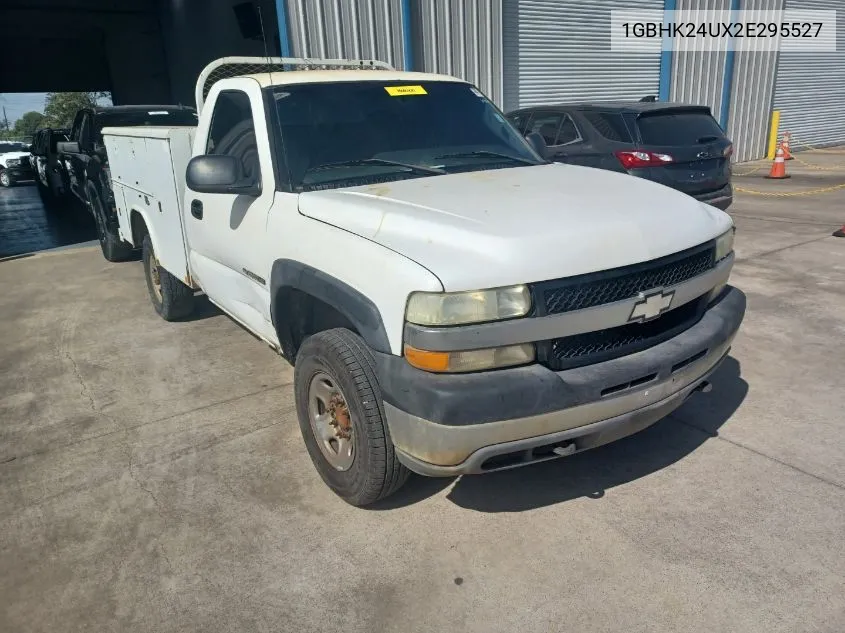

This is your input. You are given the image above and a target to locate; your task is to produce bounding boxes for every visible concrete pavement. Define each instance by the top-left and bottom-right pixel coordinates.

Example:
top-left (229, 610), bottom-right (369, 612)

top-left (1, 153), bottom-right (844, 632)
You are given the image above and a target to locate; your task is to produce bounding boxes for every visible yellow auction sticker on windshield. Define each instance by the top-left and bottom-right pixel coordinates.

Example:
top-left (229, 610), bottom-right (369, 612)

top-left (384, 85), bottom-right (427, 96)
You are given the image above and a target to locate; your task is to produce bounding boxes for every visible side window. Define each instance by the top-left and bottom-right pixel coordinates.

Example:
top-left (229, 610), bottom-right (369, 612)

top-left (507, 112), bottom-right (530, 134)
top-left (581, 111), bottom-right (634, 143)
top-left (206, 90), bottom-right (260, 188)
top-left (557, 114), bottom-right (582, 145)
top-left (79, 114), bottom-right (92, 150)
top-left (526, 113), bottom-right (563, 146)
top-left (70, 113), bottom-right (84, 142)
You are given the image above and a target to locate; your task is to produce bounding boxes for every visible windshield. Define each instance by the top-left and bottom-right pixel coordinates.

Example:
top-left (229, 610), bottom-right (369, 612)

top-left (270, 81), bottom-right (542, 191)
top-left (637, 110), bottom-right (726, 146)
top-left (0, 143), bottom-right (27, 154)
top-left (94, 110), bottom-right (197, 144)
top-left (97, 110), bottom-right (197, 129)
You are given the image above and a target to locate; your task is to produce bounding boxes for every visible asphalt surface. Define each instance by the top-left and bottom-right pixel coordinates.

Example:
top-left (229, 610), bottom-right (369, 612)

top-left (0, 183), bottom-right (97, 259)
top-left (1, 151), bottom-right (844, 632)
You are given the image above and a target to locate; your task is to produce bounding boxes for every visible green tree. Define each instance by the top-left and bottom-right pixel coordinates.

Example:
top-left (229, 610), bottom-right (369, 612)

top-left (13, 111), bottom-right (46, 138)
top-left (42, 92), bottom-right (110, 128)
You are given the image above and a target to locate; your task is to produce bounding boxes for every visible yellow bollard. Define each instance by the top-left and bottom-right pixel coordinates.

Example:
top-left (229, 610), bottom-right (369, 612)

top-left (767, 111), bottom-right (781, 161)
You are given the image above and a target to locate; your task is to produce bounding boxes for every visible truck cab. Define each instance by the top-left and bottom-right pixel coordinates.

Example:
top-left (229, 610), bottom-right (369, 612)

top-left (103, 57), bottom-right (745, 506)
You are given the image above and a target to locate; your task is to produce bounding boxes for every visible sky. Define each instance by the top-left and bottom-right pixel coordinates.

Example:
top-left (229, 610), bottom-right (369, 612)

top-left (0, 92), bottom-right (112, 126)
top-left (0, 93), bottom-right (48, 125)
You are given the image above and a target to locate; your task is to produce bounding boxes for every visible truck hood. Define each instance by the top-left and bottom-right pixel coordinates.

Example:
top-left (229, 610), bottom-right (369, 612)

top-left (1, 151), bottom-right (30, 164)
top-left (298, 163), bottom-right (732, 291)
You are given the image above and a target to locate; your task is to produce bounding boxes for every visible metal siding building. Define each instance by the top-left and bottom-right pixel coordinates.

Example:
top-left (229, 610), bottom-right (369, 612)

top-left (284, 0), bottom-right (408, 70)
top-left (413, 0), bottom-right (505, 107)
top-left (669, 0), bottom-right (731, 124)
top-left (773, 0), bottom-right (845, 149)
top-left (501, 0), bottom-right (663, 111)
top-left (726, 0), bottom-right (784, 162)
top-left (275, 0), bottom-right (845, 161)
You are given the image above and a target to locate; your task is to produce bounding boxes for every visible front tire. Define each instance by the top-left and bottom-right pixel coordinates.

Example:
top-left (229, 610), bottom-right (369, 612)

top-left (0, 170), bottom-right (11, 187)
top-left (90, 190), bottom-right (132, 261)
top-left (294, 329), bottom-right (409, 506)
top-left (142, 234), bottom-right (195, 321)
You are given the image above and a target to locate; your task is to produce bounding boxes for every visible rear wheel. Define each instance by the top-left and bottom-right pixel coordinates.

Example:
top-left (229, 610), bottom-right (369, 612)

top-left (294, 328), bottom-right (409, 506)
top-left (90, 190), bottom-right (132, 261)
top-left (36, 178), bottom-right (55, 207)
top-left (142, 234), bottom-right (195, 321)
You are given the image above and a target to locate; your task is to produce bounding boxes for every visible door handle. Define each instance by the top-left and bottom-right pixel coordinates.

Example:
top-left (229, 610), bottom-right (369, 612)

top-left (190, 199), bottom-right (203, 220)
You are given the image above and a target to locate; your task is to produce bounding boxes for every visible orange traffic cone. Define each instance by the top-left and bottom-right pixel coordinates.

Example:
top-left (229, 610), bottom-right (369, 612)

top-left (834, 224), bottom-right (845, 238)
top-left (765, 146), bottom-right (790, 179)
top-left (782, 132), bottom-right (793, 160)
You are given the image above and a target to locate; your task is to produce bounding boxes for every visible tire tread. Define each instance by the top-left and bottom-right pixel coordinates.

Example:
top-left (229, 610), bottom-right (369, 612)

top-left (295, 328), bottom-right (409, 505)
top-left (142, 235), bottom-right (195, 320)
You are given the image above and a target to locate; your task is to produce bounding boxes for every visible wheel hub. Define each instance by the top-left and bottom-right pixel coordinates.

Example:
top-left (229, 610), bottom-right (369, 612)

top-left (149, 252), bottom-right (162, 301)
top-left (328, 393), bottom-right (352, 439)
top-left (307, 372), bottom-right (355, 471)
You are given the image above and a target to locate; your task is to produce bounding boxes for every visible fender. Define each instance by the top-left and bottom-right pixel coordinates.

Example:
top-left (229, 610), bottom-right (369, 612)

top-left (270, 259), bottom-right (391, 355)
top-left (125, 204), bottom-right (160, 250)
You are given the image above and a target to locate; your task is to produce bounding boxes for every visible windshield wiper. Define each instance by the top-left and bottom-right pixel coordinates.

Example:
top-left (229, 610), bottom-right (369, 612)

top-left (304, 158), bottom-right (444, 176)
top-left (433, 150), bottom-right (536, 165)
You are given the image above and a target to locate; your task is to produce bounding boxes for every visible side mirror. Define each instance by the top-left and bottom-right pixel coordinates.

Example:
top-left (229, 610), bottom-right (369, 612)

top-left (28, 145), bottom-right (35, 153)
top-left (57, 141), bottom-right (80, 154)
top-left (524, 132), bottom-right (548, 159)
top-left (186, 155), bottom-right (260, 196)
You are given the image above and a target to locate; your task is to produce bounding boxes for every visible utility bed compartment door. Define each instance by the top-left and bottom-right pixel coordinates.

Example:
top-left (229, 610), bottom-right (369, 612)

top-left (104, 129), bottom-right (194, 286)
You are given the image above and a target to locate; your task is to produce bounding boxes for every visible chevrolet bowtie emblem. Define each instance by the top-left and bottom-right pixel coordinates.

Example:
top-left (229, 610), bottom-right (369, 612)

top-left (629, 289), bottom-right (675, 323)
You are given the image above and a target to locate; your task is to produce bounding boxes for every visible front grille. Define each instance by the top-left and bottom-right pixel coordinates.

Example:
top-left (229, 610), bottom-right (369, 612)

top-left (540, 296), bottom-right (707, 371)
top-left (535, 242), bottom-right (715, 316)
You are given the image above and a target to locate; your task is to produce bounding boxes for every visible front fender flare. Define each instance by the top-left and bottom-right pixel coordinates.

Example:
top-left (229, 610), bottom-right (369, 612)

top-left (270, 259), bottom-right (391, 357)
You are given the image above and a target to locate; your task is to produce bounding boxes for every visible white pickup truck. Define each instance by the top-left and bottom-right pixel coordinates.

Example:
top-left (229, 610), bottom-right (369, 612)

top-left (103, 57), bottom-right (745, 506)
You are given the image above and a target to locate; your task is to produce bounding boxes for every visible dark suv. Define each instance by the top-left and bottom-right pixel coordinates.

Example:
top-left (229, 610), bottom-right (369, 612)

top-left (507, 102), bottom-right (733, 210)
top-left (30, 128), bottom-right (71, 201)
top-left (58, 105), bottom-right (197, 260)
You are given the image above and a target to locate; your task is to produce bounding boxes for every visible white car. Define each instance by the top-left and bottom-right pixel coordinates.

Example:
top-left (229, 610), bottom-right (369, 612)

top-left (0, 142), bottom-right (34, 187)
top-left (102, 57), bottom-right (745, 506)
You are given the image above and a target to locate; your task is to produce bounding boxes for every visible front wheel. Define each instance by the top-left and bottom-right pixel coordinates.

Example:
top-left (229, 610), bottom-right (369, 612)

top-left (0, 170), bottom-right (11, 187)
top-left (294, 329), bottom-right (409, 506)
top-left (142, 234), bottom-right (195, 321)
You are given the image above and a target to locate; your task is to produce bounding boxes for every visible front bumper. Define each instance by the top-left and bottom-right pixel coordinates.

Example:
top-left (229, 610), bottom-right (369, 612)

top-left (4, 166), bottom-right (35, 182)
top-left (694, 183), bottom-right (733, 210)
top-left (376, 286), bottom-right (745, 477)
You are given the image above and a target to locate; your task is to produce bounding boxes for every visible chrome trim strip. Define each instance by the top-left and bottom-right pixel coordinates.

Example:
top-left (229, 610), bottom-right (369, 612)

top-left (404, 253), bottom-right (734, 352)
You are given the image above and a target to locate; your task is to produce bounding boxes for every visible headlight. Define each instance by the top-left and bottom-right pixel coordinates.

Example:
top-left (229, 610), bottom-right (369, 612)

top-left (715, 227), bottom-right (735, 262)
top-left (710, 227), bottom-right (736, 303)
top-left (404, 343), bottom-right (535, 373)
top-left (406, 285), bottom-right (531, 326)
top-left (6, 158), bottom-right (20, 167)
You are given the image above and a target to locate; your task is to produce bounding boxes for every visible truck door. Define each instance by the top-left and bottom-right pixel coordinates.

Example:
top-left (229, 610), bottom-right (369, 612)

top-left (184, 82), bottom-right (279, 342)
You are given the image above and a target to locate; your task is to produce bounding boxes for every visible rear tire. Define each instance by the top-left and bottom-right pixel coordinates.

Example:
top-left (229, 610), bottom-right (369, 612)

top-left (90, 189), bottom-right (132, 261)
top-left (142, 234), bottom-right (195, 321)
top-left (294, 328), bottom-right (409, 506)
top-left (37, 179), bottom-right (55, 208)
